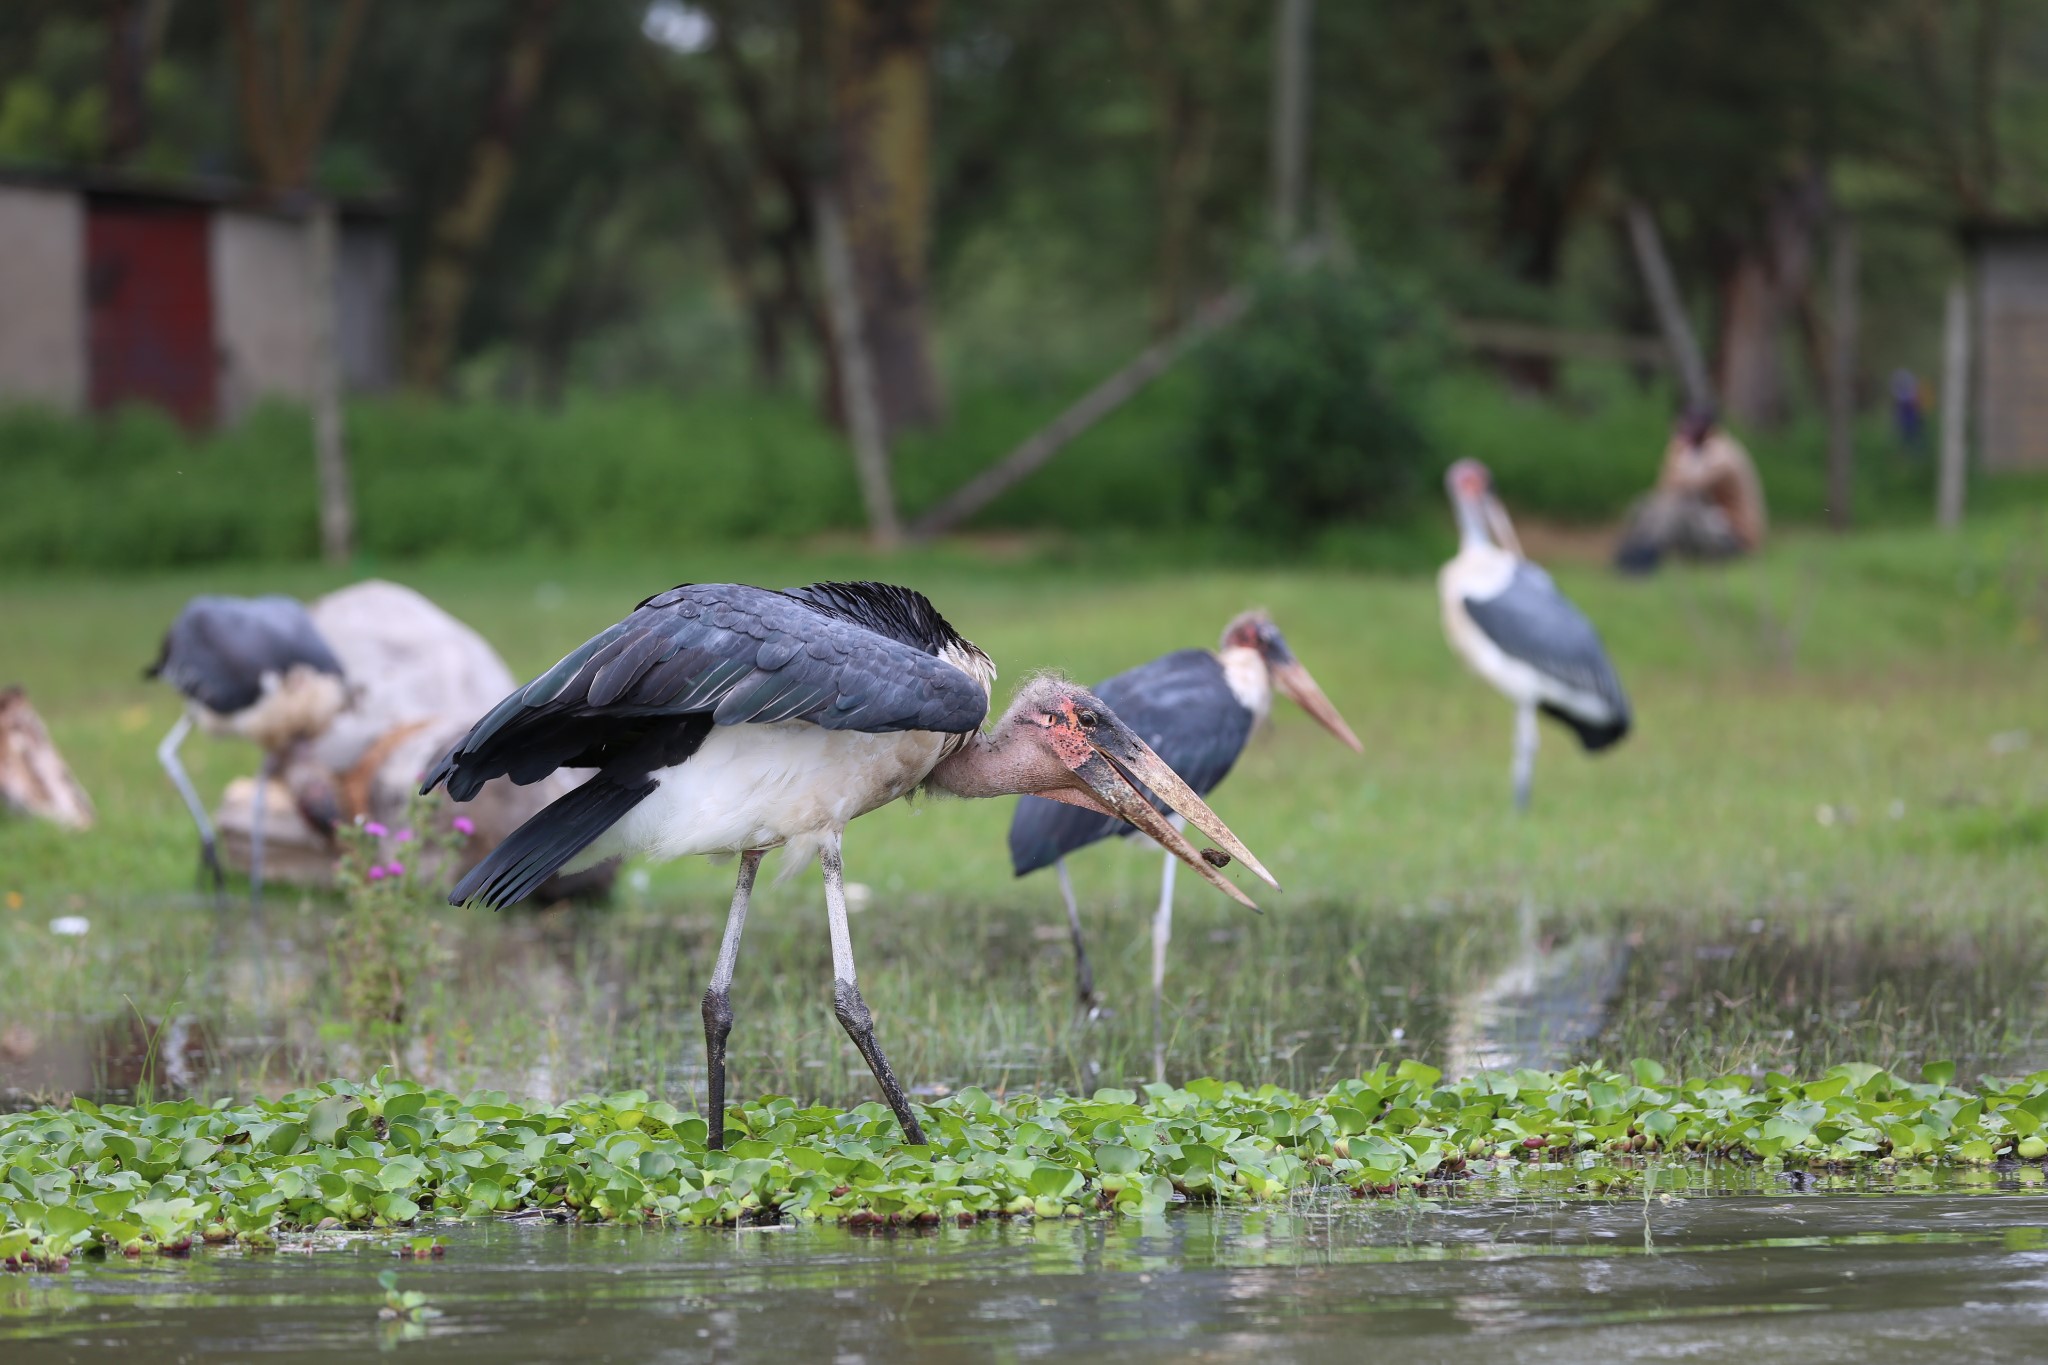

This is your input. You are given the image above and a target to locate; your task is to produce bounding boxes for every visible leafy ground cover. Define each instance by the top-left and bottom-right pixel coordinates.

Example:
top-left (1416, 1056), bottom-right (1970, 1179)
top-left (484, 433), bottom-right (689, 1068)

top-left (5, 1060), bottom-right (2048, 1272)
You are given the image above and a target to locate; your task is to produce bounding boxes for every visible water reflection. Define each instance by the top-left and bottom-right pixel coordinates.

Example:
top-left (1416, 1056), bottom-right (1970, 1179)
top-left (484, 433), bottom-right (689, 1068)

top-left (4, 1190), bottom-right (2048, 1361)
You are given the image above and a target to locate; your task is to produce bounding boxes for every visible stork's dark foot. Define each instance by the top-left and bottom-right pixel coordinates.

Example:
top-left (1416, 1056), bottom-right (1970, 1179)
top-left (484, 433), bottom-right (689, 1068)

top-left (833, 979), bottom-right (927, 1146)
top-left (197, 838), bottom-right (227, 897)
top-left (702, 986), bottom-right (734, 1150)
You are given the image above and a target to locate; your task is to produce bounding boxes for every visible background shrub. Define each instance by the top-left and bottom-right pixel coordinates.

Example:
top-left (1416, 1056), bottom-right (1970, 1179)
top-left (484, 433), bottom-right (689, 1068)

top-left (1187, 262), bottom-right (1446, 537)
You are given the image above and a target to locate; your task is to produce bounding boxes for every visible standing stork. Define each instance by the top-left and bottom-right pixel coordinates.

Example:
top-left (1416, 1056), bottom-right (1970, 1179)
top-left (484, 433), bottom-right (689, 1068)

top-left (1007, 611), bottom-right (1360, 1046)
top-left (1439, 459), bottom-right (1630, 810)
top-left (146, 595), bottom-right (349, 901)
top-left (421, 581), bottom-right (1272, 1148)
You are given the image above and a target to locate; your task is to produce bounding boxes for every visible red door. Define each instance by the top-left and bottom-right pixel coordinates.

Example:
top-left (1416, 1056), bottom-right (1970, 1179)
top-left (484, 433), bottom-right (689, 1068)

top-left (86, 199), bottom-right (216, 428)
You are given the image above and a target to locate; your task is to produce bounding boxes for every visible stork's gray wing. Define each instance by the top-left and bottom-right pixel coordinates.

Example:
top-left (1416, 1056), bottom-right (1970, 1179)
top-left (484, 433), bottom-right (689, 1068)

top-left (146, 594), bottom-right (343, 714)
top-left (422, 582), bottom-right (990, 801)
top-left (1463, 563), bottom-right (1630, 745)
top-left (1010, 649), bottom-right (1254, 875)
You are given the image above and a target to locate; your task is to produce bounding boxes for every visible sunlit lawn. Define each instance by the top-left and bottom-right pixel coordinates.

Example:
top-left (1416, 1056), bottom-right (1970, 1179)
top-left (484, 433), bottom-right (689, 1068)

top-left (1, 511), bottom-right (2044, 1104)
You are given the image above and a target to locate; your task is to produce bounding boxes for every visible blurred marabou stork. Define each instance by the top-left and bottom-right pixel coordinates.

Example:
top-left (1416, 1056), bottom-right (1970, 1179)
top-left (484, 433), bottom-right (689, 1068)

top-left (146, 595), bottom-right (350, 901)
top-left (1439, 459), bottom-right (1630, 809)
top-left (421, 581), bottom-right (1272, 1147)
top-left (1007, 611), bottom-right (1360, 1036)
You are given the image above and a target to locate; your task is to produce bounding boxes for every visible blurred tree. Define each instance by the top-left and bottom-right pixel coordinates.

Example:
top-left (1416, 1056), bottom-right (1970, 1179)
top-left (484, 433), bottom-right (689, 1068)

top-left (403, 0), bottom-right (563, 392)
top-left (225, 0), bottom-right (369, 194)
top-left (826, 0), bottom-right (943, 436)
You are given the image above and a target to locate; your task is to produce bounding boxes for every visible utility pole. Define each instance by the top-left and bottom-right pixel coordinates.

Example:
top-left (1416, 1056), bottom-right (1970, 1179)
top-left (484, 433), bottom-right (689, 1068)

top-left (1825, 218), bottom-right (1858, 530)
top-left (1937, 281), bottom-right (1971, 529)
top-left (307, 199), bottom-right (353, 565)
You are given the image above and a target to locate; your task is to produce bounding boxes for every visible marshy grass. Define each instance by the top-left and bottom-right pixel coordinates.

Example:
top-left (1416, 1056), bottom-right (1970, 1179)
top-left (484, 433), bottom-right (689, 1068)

top-left (1, 511), bottom-right (2044, 1106)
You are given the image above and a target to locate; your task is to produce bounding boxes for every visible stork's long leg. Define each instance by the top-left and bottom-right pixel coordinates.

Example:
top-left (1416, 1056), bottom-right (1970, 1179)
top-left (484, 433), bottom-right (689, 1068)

top-left (1150, 832), bottom-right (1180, 1085)
top-left (1511, 701), bottom-right (1539, 812)
top-left (702, 849), bottom-right (763, 1151)
top-left (821, 833), bottom-right (927, 1145)
top-left (157, 716), bottom-right (225, 896)
top-left (1056, 858), bottom-right (1100, 1015)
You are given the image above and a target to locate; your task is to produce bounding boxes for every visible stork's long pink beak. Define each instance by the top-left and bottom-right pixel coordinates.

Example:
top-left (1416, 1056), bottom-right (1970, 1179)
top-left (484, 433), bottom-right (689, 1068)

top-left (1271, 660), bottom-right (1362, 754)
top-left (1054, 712), bottom-right (1276, 909)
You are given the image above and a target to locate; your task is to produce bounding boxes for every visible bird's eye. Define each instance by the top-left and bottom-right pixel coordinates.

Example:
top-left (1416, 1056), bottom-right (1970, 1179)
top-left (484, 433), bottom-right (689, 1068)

top-left (1076, 708), bottom-right (1100, 729)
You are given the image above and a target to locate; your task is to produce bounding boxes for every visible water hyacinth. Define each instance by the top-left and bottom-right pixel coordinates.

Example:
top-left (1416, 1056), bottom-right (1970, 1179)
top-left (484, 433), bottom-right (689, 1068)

top-left (4, 1061), bottom-right (2048, 1269)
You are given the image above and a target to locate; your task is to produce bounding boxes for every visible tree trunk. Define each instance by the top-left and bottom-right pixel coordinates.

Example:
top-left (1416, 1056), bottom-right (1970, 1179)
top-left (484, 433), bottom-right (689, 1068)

top-left (1269, 0), bottom-right (1313, 245)
top-left (402, 0), bottom-right (562, 392)
top-left (825, 0), bottom-right (944, 438)
top-left (1713, 172), bottom-right (1827, 429)
top-left (816, 188), bottom-right (901, 546)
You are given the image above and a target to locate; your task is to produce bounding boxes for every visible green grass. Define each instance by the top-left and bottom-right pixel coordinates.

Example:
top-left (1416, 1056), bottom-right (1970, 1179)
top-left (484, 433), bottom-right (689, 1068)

top-left (10, 365), bottom-right (2043, 572)
top-left (1, 511), bottom-right (2046, 1103)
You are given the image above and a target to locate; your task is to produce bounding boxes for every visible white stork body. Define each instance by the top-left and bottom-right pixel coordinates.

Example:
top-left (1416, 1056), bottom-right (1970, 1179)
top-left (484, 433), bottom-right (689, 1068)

top-left (599, 644), bottom-right (996, 869)
top-left (1439, 461), bottom-right (1631, 810)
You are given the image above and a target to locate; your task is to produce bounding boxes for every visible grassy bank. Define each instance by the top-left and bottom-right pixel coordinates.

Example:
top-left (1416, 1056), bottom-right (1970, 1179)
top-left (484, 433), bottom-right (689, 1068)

top-left (1, 513), bottom-right (2044, 1102)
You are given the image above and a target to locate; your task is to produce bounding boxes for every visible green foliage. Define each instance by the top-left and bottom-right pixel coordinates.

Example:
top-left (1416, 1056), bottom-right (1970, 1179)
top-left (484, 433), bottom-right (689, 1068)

top-left (5, 1062), bottom-right (2047, 1268)
top-left (1189, 264), bottom-right (1445, 536)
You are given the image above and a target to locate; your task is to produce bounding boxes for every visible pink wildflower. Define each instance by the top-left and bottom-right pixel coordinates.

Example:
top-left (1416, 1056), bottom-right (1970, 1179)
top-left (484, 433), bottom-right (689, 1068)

top-left (367, 865), bottom-right (388, 881)
top-left (451, 815), bottom-right (476, 837)
top-left (364, 821), bottom-right (389, 838)
top-left (395, 828), bottom-right (414, 844)
top-left (388, 861), bottom-right (406, 877)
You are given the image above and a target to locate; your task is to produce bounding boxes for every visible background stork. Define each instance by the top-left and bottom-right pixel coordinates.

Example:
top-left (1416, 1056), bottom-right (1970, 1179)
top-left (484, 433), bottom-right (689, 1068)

top-left (146, 595), bottom-right (349, 902)
top-left (422, 580), bottom-right (1272, 1147)
top-left (1008, 611), bottom-right (1361, 1063)
top-left (1439, 459), bottom-right (1630, 810)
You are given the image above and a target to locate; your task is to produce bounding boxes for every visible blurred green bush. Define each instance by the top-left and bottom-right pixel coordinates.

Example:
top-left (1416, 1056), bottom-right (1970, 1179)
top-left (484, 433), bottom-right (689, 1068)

top-left (1188, 262), bottom-right (1446, 537)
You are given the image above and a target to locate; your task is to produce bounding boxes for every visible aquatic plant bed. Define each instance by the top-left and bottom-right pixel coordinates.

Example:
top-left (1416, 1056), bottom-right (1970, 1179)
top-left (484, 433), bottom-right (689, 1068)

top-left (5, 1060), bottom-right (2046, 1268)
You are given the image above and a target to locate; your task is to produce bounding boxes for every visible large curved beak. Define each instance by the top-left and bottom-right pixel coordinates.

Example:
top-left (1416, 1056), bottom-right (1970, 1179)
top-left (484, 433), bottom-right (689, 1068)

top-left (1484, 493), bottom-right (1524, 559)
top-left (1062, 715), bottom-right (1276, 909)
top-left (1271, 660), bottom-right (1362, 753)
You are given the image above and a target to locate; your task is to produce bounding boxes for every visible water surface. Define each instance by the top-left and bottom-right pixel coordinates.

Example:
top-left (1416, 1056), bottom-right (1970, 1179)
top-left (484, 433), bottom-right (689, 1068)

top-left (6, 1188), bottom-right (2047, 1362)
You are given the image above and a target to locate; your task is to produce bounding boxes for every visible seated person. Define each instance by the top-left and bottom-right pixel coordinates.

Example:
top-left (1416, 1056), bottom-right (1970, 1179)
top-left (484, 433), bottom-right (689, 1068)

top-left (1615, 405), bottom-right (1767, 572)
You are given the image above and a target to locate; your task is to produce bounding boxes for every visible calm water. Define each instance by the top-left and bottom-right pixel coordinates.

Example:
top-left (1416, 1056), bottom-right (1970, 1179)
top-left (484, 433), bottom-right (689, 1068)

top-left (5, 1189), bottom-right (2047, 1362)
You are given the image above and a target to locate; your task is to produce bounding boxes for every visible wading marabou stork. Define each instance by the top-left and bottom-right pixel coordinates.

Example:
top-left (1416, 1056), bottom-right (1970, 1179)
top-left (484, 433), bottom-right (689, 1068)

top-left (147, 595), bottom-right (349, 900)
top-left (420, 581), bottom-right (1272, 1147)
top-left (1007, 611), bottom-right (1360, 1035)
top-left (1440, 459), bottom-right (1630, 809)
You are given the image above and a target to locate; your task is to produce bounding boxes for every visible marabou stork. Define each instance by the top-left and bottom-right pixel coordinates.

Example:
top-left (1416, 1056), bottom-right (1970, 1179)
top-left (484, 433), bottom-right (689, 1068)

top-left (1439, 459), bottom-right (1630, 809)
top-left (1007, 611), bottom-right (1360, 1041)
top-left (146, 595), bottom-right (350, 900)
top-left (420, 581), bottom-right (1272, 1147)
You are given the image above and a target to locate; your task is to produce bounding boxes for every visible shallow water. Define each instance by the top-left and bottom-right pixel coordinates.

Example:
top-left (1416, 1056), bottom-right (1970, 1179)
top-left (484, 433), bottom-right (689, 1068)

top-left (7, 894), bottom-right (2045, 1111)
top-left (4, 1188), bottom-right (2046, 1362)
